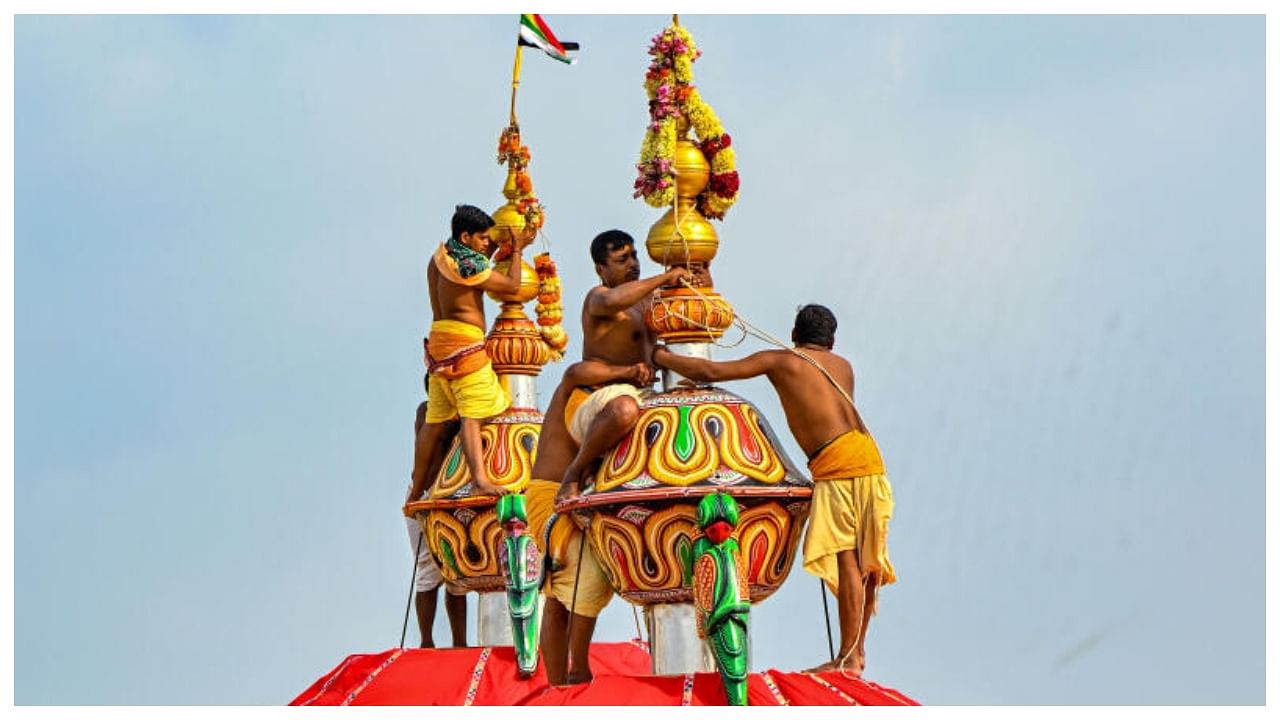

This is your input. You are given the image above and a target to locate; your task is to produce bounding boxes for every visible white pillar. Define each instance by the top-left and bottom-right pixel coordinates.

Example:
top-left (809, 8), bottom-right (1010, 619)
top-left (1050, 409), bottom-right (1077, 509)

top-left (661, 342), bottom-right (712, 391)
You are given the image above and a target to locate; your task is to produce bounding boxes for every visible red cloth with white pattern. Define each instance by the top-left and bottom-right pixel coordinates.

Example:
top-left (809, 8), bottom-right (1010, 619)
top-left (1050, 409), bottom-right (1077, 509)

top-left (290, 641), bottom-right (918, 706)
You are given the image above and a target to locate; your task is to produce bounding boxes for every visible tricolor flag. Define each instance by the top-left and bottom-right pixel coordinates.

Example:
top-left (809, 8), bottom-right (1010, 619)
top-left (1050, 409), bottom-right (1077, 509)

top-left (518, 14), bottom-right (579, 65)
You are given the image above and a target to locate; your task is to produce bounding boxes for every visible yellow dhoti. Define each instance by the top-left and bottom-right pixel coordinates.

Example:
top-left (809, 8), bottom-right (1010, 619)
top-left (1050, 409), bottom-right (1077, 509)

top-left (424, 320), bottom-right (510, 423)
top-left (802, 429), bottom-right (896, 608)
top-left (525, 479), bottom-right (614, 618)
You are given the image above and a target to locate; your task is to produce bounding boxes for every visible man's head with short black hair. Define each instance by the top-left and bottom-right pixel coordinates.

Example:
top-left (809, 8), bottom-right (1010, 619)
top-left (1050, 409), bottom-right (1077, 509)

top-left (793, 304), bottom-right (837, 349)
top-left (590, 230), bottom-right (640, 287)
top-left (450, 204), bottom-right (496, 254)
top-left (590, 230), bottom-right (634, 265)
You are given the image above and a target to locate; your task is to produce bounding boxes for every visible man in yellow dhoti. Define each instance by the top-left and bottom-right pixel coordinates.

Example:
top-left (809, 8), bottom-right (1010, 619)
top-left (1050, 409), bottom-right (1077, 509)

top-left (654, 304), bottom-right (894, 676)
top-left (406, 205), bottom-right (534, 502)
top-left (527, 358), bottom-right (653, 686)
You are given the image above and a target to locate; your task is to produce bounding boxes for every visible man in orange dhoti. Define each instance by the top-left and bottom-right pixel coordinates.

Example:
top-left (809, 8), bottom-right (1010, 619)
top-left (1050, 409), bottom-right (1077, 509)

top-left (406, 205), bottom-right (534, 503)
top-left (653, 304), bottom-right (894, 676)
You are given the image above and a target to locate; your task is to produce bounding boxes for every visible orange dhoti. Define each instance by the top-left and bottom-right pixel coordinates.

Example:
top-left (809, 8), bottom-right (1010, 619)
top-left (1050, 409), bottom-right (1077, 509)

top-left (802, 429), bottom-right (896, 607)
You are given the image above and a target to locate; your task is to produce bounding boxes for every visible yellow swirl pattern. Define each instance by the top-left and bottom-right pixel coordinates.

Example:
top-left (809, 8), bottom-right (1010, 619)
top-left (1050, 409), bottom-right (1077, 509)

top-left (430, 420), bottom-right (540, 499)
top-left (596, 402), bottom-right (787, 492)
top-left (421, 507), bottom-right (504, 589)
top-left (736, 502), bottom-right (797, 590)
top-left (584, 499), bottom-right (803, 603)
top-left (590, 504), bottom-right (696, 594)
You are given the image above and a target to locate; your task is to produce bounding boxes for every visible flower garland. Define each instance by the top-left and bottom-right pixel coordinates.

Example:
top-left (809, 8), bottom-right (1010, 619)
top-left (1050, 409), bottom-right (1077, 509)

top-left (496, 124), bottom-right (567, 362)
top-left (533, 253), bottom-right (567, 360)
top-left (497, 125), bottom-right (546, 233)
top-left (633, 24), bottom-right (739, 220)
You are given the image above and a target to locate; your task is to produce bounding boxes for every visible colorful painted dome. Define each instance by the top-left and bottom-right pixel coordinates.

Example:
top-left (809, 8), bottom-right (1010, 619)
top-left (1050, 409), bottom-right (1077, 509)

top-left (562, 386), bottom-right (813, 604)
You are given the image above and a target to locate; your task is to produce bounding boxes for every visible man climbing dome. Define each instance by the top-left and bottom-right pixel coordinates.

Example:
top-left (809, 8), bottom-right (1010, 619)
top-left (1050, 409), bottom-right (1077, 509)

top-left (409, 204), bottom-right (535, 502)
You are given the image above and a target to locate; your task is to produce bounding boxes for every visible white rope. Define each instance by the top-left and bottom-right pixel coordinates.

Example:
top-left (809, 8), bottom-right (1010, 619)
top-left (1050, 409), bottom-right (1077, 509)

top-left (649, 167), bottom-right (854, 407)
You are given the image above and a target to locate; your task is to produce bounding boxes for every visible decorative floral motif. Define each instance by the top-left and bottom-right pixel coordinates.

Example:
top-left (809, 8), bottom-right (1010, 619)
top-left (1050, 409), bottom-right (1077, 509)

top-left (634, 23), bottom-right (739, 219)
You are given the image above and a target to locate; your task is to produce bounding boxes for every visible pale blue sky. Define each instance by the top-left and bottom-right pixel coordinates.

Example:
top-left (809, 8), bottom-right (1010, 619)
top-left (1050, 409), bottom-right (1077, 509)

top-left (15, 15), bottom-right (1264, 704)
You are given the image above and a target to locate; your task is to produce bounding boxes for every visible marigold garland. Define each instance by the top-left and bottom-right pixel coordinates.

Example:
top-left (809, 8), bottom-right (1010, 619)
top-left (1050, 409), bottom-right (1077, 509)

top-left (633, 24), bottom-right (739, 220)
top-left (496, 126), bottom-right (546, 233)
top-left (495, 124), bottom-right (565, 362)
top-left (533, 253), bottom-right (567, 360)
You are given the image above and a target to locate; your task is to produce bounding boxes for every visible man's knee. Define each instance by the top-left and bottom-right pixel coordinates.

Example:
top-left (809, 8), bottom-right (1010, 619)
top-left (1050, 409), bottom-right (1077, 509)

top-left (604, 396), bottom-right (640, 427)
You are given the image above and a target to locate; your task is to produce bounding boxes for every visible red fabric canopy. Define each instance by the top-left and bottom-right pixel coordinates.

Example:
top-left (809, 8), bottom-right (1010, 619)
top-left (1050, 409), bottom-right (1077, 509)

top-left (290, 642), bottom-right (918, 706)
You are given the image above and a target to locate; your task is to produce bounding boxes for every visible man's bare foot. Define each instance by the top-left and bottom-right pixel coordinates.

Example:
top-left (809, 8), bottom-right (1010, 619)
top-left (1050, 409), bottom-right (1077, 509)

top-left (565, 670), bottom-right (593, 685)
top-left (803, 656), bottom-right (863, 676)
top-left (555, 479), bottom-right (581, 505)
top-left (803, 659), bottom-right (840, 673)
top-left (472, 478), bottom-right (506, 497)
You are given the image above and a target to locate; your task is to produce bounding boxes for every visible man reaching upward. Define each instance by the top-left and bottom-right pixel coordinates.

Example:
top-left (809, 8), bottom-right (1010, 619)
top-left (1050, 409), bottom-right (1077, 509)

top-left (558, 229), bottom-right (697, 500)
top-left (408, 204), bottom-right (534, 503)
top-left (653, 304), bottom-right (895, 676)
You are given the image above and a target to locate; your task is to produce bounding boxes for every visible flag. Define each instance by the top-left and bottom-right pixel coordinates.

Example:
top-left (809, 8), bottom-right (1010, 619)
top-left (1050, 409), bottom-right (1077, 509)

top-left (518, 14), bottom-right (578, 64)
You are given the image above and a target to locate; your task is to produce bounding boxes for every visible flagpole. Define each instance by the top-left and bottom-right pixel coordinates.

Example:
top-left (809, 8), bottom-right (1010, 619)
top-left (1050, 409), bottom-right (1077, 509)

top-left (510, 39), bottom-right (523, 126)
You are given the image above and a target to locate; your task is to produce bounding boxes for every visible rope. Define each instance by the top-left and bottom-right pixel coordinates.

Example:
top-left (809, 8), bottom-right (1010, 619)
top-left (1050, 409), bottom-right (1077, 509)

top-left (400, 529), bottom-right (425, 648)
top-left (832, 543), bottom-right (882, 679)
top-left (650, 179), bottom-right (854, 409)
top-left (653, 159), bottom-right (867, 673)
top-left (658, 274), bottom-right (858, 410)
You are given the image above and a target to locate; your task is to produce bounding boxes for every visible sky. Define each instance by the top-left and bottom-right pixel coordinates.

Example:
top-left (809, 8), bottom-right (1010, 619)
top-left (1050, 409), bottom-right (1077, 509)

top-left (13, 14), bottom-right (1265, 705)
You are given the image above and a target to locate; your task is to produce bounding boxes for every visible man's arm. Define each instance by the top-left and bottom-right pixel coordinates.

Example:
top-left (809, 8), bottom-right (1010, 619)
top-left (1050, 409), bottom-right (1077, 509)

top-left (586, 267), bottom-right (691, 317)
top-left (652, 346), bottom-right (781, 383)
top-left (563, 358), bottom-right (654, 388)
top-left (478, 227), bottom-right (534, 297)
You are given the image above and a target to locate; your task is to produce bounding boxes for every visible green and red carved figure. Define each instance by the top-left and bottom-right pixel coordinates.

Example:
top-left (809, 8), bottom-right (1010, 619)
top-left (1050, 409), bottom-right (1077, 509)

top-left (496, 494), bottom-right (542, 678)
top-left (692, 492), bottom-right (751, 705)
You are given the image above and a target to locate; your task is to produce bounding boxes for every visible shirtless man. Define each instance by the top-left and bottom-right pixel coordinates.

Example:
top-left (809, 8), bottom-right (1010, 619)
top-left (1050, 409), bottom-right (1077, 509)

top-left (524, 359), bottom-right (653, 686)
top-left (557, 229), bottom-right (697, 500)
top-left (408, 204), bottom-right (534, 502)
top-left (653, 304), bottom-right (895, 676)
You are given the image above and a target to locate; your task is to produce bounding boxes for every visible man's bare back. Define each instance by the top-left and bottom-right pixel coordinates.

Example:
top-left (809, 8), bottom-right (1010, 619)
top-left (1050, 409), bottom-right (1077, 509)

top-left (427, 228), bottom-right (532, 329)
top-left (759, 348), bottom-right (868, 457)
top-left (428, 261), bottom-right (487, 331)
